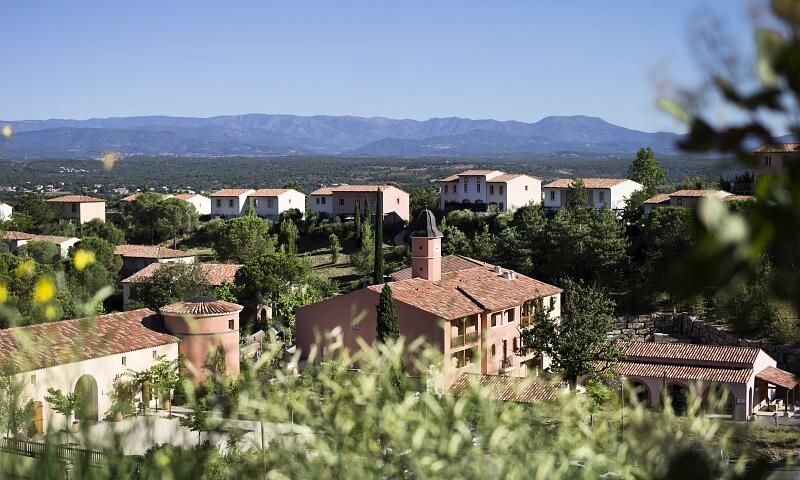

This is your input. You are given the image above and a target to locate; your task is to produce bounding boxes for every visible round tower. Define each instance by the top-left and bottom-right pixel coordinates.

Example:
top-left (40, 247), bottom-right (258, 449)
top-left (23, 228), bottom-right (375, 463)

top-left (160, 298), bottom-right (243, 385)
top-left (410, 209), bottom-right (444, 282)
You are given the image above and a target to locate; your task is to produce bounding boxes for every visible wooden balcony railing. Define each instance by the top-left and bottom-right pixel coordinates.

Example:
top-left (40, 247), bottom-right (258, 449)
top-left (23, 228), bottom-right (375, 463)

top-left (520, 315), bottom-right (534, 328)
top-left (450, 331), bottom-right (480, 348)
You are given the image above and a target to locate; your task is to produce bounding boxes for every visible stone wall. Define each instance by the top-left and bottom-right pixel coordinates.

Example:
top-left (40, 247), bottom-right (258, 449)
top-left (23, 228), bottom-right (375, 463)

top-left (678, 316), bottom-right (800, 370)
top-left (608, 313), bottom-right (682, 341)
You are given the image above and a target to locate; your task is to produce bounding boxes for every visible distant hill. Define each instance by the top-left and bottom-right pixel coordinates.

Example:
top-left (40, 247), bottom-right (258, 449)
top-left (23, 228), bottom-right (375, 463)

top-left (0, 114), bottom-right (682, 158)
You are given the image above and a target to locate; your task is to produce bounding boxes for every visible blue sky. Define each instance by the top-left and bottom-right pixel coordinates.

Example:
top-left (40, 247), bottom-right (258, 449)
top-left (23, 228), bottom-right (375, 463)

top-left (1, 1), bottom-right (756, 132)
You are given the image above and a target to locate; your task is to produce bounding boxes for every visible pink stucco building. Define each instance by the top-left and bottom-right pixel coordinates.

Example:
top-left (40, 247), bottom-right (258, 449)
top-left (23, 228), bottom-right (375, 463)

top-left (295, 209), bottom-right (561, 387)
top-left (309, 184), bottom-right (410, 224)
top-left (46, 194), bottom-right (106, 223)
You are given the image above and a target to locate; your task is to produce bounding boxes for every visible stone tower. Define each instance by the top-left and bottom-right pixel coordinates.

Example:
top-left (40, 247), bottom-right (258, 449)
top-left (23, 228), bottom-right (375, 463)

top-left (410, 209), bottom-right (444, 282)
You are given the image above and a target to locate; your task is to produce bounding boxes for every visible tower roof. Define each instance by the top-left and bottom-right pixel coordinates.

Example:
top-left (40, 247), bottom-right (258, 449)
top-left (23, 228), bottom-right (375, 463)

top-left (411, 209), bottom-right (443, 238)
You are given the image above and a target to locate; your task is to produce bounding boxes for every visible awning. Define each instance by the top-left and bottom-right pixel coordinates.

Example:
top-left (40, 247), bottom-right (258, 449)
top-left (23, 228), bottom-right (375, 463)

top-left (756, 366), bottom-right (799, 389)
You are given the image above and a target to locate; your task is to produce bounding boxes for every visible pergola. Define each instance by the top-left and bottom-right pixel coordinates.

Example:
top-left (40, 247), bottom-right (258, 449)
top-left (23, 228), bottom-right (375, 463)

top-left (755, 366), bottom-right (799, 413)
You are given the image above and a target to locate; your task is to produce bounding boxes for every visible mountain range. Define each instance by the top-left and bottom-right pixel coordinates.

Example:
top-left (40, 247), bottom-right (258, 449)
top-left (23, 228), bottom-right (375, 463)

top-left (0, 114), bottom-right (682, 158)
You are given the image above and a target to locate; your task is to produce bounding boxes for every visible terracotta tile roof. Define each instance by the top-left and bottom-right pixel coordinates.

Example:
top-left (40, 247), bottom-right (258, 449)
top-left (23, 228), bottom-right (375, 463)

top-left (383, 257), bottom-right (560, 317)
top-left (440, 175), bottom-right (460, 182)
top-left (160, 299), bottom-right (244, 316)
top-left (437, 264), bottom-right (562, 312)
top-left (46, 195), bottom-right (104, 203)
top-left (489, 173), bottom-right (532, 182)
top-left (1, 231), bottom-right (37, 241)
top-left (310, 187), bottom-right (334, 195)
top-left (390, 255), bottom-right (484, 281)
top-left (367, 278), bottom-right (483, 320)
top-left (251, 188), bottom-right (294, 197)
top-left (756, 366), bottom-right (799, 389)
top-left (457, 170), bottom-right (500, 177)
top-left (644, 194), bottom-right (671, 205)
top-left (0, 309), bottom-right (179, 373)
top-left (122, 262), bottom-right (242, 285)
top-left (669, 190), bottom-right (731, 198)
top-left (448, 373), bottom-right (566, 403)
top-left (544, 178), bottom-right (630, 189)
top-left (173, 193), bottom-right (199, 200)
top-left (210, 189), bottom-right (254, 197)
top-left (753, 143), bottom-right (800, 153)
top-left (616, 361), bottom-right (753, 384)
top-left (723, 195), bottom-right (754, 202)
top-left (331, 185), bottom-right (399, 193)
top-left (114, 244), bottom-right (194, 259)
top-left (621, 341), bottom-right (760, 366)
top-left (30, 234), bottom-right (77, 244)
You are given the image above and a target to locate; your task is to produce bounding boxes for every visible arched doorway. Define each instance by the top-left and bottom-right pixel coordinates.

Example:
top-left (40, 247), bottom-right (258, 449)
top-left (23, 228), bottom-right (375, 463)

top-left (626, 380), bottom-right (651, 407)
top-left (704, 384), bottom-right (735, 417)
top-left (73, 374), bottom-right (98, 422)
top-left (665, 383), bottom-right (688, 416)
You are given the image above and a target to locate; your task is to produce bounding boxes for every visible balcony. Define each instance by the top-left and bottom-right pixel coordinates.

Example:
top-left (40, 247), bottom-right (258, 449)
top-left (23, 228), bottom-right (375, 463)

top-left (450, 331), bottom-right (480, 348)
top-left (500, 357), bottom-right (514, 374)
top-left (520, 315), bottom-right (534, 328)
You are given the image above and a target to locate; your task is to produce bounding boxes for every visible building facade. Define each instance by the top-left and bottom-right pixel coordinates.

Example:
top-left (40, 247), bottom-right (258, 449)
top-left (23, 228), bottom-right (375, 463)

top-left (1, 231), bottom-right (80, 258)
top-left (46, 195), bottom-right (106, 223)
top-left (438, 170), bottom-right (542, 212)
top-left (210, 189), bottom-right (255, 218)
top-left (114, 244), bottom-right (196, 278)
top-left (174, 193), bottom-right (212, 216)
top-left (643, 190), bottom-right (753, 215)
top-left (753, 143), bottom-right (800, 177)
top-left (542, 178), bottom-right (643, 213)
top-left (310, 185), bottom-right (410, 224)
top-left (0, 201), bottom-right (12, 221)
top-left (248, 188), bottom-right (305, 221)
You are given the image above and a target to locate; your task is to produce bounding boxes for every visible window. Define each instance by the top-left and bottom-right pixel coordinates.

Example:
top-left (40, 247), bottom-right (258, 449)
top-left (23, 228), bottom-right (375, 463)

top-left (71, 203), bottom-right (78, 213)
top-left (253, 198), bottom-right (259, 207)
top-left (121, 356), bottom-right (127, 366)
top-left (451, 348), bottom-right (475, 368)
top-left (499, 202), bottom-right (504, 210)
top-left (513, 337), bottom-right (517, 352)
top-left (339, 198), bottom-right (344, 206)
top-left (445, 185), bottom-right (449, 193)
top-left (321, 346), bottom-right (327, 358)
top-left (396, 198), bottom-right (400, 204)
top-left (316, 198), bottom-right (320, 205)
top-left (677, 198), bottom-right (683, 206)
top-left (550, 191), bottom-right (555, 201)
top-left (152, 350), bottom-right (157, 359)
top-left (524, 185), bottom-right (528, 191)
top-left (764, 156), bottom-right (772, 166)
top-left (216, 199), bottom-right (221, 208)
top-left (491, 312), bottom-right (500, 327)
top-left (229, 319), bottom-right (234, 330)
top-left (499, 185), bottom-right (504, 194)
top-left (489, 185), bottom-right (495, 195)
top-left (476, 180), bottom-right (481, 193)
top-left (267, 198), bottom-right (273, 208)
top-left (599, 191), bottom-right (605, 201)
top-left (463, 181), bottom-right (468, 193)
top-left (550, 296), bottom-right (556, 309)
top-left (30, 375), bottom-right (36, 386)
top-left (228, 199), bottom-right (234, 208)
top-left (491, 344), bottom-right (496, 359)
top-left (506, 308), bottom-right (516, 323)
top-left (321, 197), bottom-right (326, 205)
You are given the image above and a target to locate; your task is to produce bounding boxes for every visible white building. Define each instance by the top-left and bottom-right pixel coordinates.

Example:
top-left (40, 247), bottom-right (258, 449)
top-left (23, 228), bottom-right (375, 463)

top-left (437, 170), bottom-right (541, 212)
top-left (114, 244), bottom-right (196, 278)
top-left (248, 188), bottom-right (305, 221)
top-left (643, 190), bottom-right (753, 215)
top-left (210, 189), bottom-right (255, 218)
top-left (542, 178), bottom-right (643, 213)
top-left (174, 193), bottom-right (212, 216)
top-left (0, 309), bottom-right (180, 432)
top-left (0, 201), bottom-right (12, 221)
top-left (1, 231), bottom-right (79, 258)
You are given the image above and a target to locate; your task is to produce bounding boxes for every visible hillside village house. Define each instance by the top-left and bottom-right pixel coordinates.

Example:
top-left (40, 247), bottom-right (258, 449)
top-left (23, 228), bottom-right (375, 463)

top-left (210, 189), bottom-right (255, 218)
top-left (753, 143), bottom-right (800, 177)
top-left (119, 192), bottom-right (172, 214)
top-left (173, 193), bottom-right (211, 216)
top-left (248, 188), bottom-right (305, 221)
top-left (643, 190), bottom-right (753, 215)
top-left (121, 262), bottom-right (242, 309)
top-left (309, 185), bottom-right (410, 224)
top-left (0, 298), bottom-right (243, 433)
top-left (589, 342), bottom-right (798, 421)
top-left (1, 231), bottom-right (80, 258)
top-left (296, 210), bottom-right (562, 387)
top-left (46, 194), bottom-right (106, 223)
top-left (542, 178), bottom-right (643, 214)
top-left (437, 170), bottom-right (541, 212)
top-left (114, 244), bottom-right (195, 278)
top-left (0, 201), bottom-right (12, 221)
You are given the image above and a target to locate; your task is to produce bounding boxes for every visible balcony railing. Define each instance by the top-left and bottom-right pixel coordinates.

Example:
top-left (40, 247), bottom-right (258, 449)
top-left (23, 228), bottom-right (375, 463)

top-left (450, 331), bottom-right (480, 348)
top-left (500, 357), bottom-right (514, 372)
top-left (520, 315), bottom-right (534, 328)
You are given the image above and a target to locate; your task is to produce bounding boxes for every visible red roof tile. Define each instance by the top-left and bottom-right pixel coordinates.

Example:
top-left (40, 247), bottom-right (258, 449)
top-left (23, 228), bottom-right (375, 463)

top-left (210, 189), bottom-right (254, 197)
top-left (367, 278), bottom-right (483, 320)
top-left (457, 170), bottom-right (500, 177)
top-left (114, 244), bottom-right (194, 259)
top-left (544, 178), bottom-right (630, 189)
top-left (448, 373), bottom-right (565, 403)
top-left (644, 194), bottom-right (671, 205)
top-left (669, 190), bottom-right (731, 198)
top-left (1, 231), bottom-right (37, 241)
top-left (753, 143), bottom-right (800, 153)
top-left (617, 361), bottom-right (753, 384)
top-left (621, 341), bottom-right (760, 366)
top-left (251, 188), bottom-right (294, 197)
top-left (310, 187), bottom-right (334, 195)
top-left (0, 309), bottom-right (178, 372)
top-left (122, 262), bottom-right (242, 285)
top-left (440, 175), bottom-right (460, 182)
top-left (756, 366), bottom-right (798, 389)
top-left (160, 299), bottom-right (244, 316)
top-left (46, 195), bottom-right (104, 203)
top-left (173, 193), bottom-right (199, 200)
top-left (488, 173), bottom-right (530, 182)
top-left (390, 255), bottom-right (484, 281)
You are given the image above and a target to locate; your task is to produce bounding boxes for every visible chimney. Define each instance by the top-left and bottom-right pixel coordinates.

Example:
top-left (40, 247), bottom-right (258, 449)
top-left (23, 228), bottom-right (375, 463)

top-left (410, 209), bottom-right (444, 282)
top-left (493, 265), bottom-right (503, 275)
top-left (504, 270), bottom-right (516, 280)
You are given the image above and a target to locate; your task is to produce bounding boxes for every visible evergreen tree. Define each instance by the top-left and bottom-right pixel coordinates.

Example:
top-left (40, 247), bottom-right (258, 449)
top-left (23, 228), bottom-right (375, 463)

top-left (566, 179), bottom-right (589, 213)
top-left (629, 147), bottom-right (667, 194)
top-left (279, 219), bottom-right (299, 255)
top-left (376, 283), bottom-right (399, 343)
top-left (354, 199), bottom-right (362, 239)
top-left (373, 190), bottom-right (384, 284)
top-left (329, 233), bottom-right (341, 264)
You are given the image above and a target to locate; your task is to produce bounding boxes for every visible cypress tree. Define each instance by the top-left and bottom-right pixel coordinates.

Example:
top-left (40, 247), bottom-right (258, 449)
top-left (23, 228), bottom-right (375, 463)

top-left (354, 199), bottom-right (362, 238)
top-left (376, 283), bottom-right (399, 343)
top-left (373, 189), bottom-right (384, 284)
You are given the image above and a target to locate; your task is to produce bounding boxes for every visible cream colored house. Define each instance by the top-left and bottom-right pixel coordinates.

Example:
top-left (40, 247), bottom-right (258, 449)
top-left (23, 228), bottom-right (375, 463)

top-left (46, 195), bottom-right (106, 223)
top-left (114, 244), bottom-right (196, 278)
top-left (643, 190), bottom-right (753, 215)
top-left (438, 170), bottom-right (541, 212)
top-left (1, 231), bottom-right (79, 258)
top-left (753, 143), bottom-right (800, 178)
top-left (542, 178), bottom-right (643, 213)
top-left (248, 188), bottom-right (305, 221)
top-left (0, 201), bottom-right (12, 221)
top-left (310, 184), bottom-right (410, 224)
top-left (210, 189), bottom-right (255, 218)
top-left (173, 193), bottom-right (211, 216)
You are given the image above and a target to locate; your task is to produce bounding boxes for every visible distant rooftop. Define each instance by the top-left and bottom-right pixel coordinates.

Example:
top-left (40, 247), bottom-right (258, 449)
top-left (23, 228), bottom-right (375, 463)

top-left (753, 143), bottom-right (800, 153)
top-left (114, 244), bottom-right (194, 259)
top-left (122, 262), bottom-right (242, 285)
top-left (544, 178), bottom-right (631, 189)
top-left (46, 194), bottom-right (104, 203)
top-left (210, 189), bottom-right (254, 197)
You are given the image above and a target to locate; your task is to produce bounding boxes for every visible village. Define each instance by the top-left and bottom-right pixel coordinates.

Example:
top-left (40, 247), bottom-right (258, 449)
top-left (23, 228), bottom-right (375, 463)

top-left (0, 141), bottom-right (798, 477)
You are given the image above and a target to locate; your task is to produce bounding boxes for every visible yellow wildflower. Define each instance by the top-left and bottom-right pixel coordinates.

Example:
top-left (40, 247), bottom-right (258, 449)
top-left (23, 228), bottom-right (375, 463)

top-left (15, 259), bottom-right (36, 277)
top-left (33, 278), bottom-right (55, 304)
top-left (0, 283), bottom-right (7, 303)
top-left (73, 249), bottom-right (96, 271)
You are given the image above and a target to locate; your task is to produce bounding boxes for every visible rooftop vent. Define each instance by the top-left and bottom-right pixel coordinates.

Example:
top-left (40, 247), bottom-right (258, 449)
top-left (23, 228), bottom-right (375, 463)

top-left (504, 270), bottom-right (516, 280)
top-left (493, 265), bottom-right (503, 274)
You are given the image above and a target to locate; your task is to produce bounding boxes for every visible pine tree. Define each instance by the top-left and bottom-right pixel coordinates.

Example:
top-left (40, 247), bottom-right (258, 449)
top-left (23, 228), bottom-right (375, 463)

top-left (354, 199), bottom-right (362, 238)
top-left (373, 189), bottom-right (384, 284)
top-left (376, 283), bottom-right (400, 343)
top-left (329, 233), bottom-right (341, 264)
